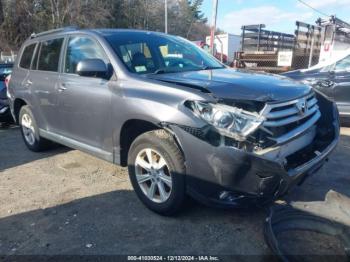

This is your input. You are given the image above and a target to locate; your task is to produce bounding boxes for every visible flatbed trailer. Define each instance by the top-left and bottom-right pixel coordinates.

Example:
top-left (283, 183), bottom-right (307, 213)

top-left (235, 22), bottom-right (321, 73)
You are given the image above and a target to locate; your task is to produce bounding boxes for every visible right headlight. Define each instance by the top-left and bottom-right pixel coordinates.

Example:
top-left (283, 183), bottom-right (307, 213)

top-left (187, 101), bottom-right (265, 141)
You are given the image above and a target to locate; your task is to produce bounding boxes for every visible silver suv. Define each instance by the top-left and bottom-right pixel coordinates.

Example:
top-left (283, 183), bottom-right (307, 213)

top-left (8, 28), bottom-right (339, 215)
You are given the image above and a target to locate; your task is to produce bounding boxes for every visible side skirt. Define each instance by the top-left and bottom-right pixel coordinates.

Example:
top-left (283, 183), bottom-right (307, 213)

top-left (39, 128), bottom-right (114, 163)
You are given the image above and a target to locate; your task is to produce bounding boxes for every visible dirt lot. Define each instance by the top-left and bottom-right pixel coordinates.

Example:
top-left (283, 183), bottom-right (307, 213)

top-left (0, 125), bottom-right (349, 257)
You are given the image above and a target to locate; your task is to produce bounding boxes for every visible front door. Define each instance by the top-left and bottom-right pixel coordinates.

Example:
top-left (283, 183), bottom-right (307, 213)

top-left (57, 36), bottom-right (113, 156)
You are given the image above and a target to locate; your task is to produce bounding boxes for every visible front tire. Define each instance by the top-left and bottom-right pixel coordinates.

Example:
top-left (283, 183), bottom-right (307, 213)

top-left (19, 106), bottom-right (51, 152)
top-left (128, 130), bottom-right (186, 215)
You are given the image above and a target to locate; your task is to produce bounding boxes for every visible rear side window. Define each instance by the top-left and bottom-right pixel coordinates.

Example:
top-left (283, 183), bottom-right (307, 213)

top-left (65, 36), bottom-right (108, 74)
top-left (19, 44), bottom-right (36, 69)
top-left (38, 38), bottom-right (64, 72)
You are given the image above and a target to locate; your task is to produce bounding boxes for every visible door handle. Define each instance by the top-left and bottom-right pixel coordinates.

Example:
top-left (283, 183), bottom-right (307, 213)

top-left (25, 80), bottom-right (33, 87)
top-left (57, 84), bottom-right (67, 92)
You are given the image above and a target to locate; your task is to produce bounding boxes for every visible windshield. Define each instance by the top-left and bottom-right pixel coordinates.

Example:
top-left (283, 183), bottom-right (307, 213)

top-left (106, 32), bottom-right (224, 74)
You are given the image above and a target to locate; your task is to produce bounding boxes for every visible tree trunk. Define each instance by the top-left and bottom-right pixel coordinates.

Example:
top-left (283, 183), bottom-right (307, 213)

top-left (0, 0), bottom-right (4, 25)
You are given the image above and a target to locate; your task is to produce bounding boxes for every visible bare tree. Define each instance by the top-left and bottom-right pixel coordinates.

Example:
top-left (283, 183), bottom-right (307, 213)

top-left (0, 0), bottom-right (4, 25)
top-left (0, 0), bottom-right (209, 51)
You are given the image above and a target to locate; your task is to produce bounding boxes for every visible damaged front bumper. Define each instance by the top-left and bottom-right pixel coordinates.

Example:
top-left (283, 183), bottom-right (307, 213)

top-left (167, 99), bottom-right (340, 208)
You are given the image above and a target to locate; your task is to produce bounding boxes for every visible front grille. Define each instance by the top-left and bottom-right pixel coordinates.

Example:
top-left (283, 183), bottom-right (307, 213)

top-left (260, 92), bottom-right (321, 146)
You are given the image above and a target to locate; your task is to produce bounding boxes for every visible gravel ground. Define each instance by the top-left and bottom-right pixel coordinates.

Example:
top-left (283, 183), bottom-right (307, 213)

top-left (0, 125), bottom-right (349, 258)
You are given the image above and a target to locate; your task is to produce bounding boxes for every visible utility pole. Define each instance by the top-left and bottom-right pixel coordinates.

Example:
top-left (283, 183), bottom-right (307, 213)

top-left (210, 0), bottom-right (218, 55)
top-left (165, 0), bottom-right (168, 34)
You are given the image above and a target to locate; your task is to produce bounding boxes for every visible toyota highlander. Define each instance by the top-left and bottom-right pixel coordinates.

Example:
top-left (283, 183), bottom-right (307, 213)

top-left (8, 28), bottom-right (339, 215)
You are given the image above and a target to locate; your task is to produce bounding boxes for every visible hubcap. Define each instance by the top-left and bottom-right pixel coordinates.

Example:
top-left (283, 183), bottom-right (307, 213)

top-left (135, 148), bottom-right (172, 203)
top-left (21, 113), bottom-right (35, 145)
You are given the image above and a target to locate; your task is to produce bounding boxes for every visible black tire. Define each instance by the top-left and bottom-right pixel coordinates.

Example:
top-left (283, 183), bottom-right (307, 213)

top-left (128, 129), bottom-right (186, 215)
top-left (19, 105), bottom-right (51, 152)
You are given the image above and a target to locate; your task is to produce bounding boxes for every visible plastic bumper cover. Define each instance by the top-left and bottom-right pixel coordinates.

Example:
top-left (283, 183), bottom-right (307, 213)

top-left (168, 104), bottom-right (339, 208)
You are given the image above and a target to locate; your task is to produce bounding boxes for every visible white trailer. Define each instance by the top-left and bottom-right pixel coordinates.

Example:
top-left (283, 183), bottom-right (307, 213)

top-left (0, 51), bottom-right (17, 63)
top-left (205, 33), bottom-right (241, 64)
top-left (317, 16), bottom-right (350, 64)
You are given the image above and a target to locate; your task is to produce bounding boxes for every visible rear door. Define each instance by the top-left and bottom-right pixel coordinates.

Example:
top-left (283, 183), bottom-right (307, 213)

top-left (28, 38), bottom-right (64, 131)
top-left (10, 43), bottom-right (36, 109)
top-left (56, 35), bottom-right (113, 155)
top-left (332, 55), bottom-right (350, 116)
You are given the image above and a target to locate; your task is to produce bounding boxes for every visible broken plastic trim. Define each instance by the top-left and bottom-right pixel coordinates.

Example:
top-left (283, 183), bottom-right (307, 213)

top-left (184, 100), bottom-right (265, 142)
top-left (265, 203), bottom-right (350, 261)
top-left (161, 122), bottom-right (239, 148)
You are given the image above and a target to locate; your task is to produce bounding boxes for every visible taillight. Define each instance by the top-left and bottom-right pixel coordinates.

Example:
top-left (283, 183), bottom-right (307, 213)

top-left (5, 75), bottom-right (11, 89)
top-left (5, 75), bottom-right (11, 99)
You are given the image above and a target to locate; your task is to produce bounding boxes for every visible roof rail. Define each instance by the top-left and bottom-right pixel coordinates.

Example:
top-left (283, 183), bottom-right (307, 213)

top-left (30, 26), bottom-right (78, 39)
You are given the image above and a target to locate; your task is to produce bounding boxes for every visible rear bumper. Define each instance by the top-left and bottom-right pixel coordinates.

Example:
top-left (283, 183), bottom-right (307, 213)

top-left (169, 102), bottom-right (340, 208)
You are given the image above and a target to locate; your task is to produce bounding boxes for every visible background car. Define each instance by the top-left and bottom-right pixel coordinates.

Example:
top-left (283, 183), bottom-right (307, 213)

top-left (0, 63), bottom-right (13, 123)
top-left (282, 51), bottom-right (350, 120)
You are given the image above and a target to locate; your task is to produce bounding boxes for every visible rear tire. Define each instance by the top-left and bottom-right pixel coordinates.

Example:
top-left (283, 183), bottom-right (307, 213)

top-left (128, 129), bottom-right (186, 215)
top-left (19, 106), bottom-right (51, 152)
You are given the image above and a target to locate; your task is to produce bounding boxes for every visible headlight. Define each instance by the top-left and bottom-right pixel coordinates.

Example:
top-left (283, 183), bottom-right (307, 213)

top-left (188, 101), bottom-right (265, 141)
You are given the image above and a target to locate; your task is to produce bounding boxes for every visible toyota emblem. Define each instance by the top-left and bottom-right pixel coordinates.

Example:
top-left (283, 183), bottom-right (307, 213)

top-left (296, 98), bottom-right (307, 116)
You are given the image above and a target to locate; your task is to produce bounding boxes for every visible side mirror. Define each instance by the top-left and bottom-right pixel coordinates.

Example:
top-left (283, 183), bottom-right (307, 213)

top-left (76, 59), bottom-right (108, 78)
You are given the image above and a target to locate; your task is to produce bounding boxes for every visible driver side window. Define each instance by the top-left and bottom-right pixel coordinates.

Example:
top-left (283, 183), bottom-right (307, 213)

top-left (65, 36), bottom-right (108, 74)
top-left (335, 55), bottom-right (350, 71)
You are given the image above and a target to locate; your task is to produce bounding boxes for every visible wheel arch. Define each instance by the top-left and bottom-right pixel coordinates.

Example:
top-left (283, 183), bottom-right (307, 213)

top-left (13, 98), bottom-right (28, 124)
top-left (118, 119), bottom-right (184, 167)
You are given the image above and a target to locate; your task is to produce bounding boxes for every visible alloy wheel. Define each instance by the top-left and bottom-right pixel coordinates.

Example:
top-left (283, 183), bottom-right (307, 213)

top-left (135, 148), bottom-right (172, 203)
top-left (21, 113), bottom-right (36, 145)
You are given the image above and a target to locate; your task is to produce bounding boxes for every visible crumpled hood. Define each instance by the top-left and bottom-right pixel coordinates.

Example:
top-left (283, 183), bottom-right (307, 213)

top-left (147, 68), bottom-right (311, 102)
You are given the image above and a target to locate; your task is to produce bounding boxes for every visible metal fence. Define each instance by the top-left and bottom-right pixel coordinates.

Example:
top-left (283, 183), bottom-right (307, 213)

top-left (227, 16), bottom-right (350, 74)
top-left (232, 21), bottom-right (322, 74)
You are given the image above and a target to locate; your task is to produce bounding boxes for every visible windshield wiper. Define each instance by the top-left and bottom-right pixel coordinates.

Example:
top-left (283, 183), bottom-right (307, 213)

top-left (152, 68), bottom-right (167, 74)
top-left (150, 65), bottom-right (224, 75)
top-left (201, 66), bottom-right (224, 70)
